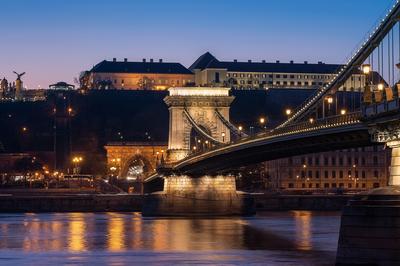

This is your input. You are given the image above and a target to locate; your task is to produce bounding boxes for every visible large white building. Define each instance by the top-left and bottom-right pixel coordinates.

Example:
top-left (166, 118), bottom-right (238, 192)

top-left (190, 52), bottom-right (383, 91)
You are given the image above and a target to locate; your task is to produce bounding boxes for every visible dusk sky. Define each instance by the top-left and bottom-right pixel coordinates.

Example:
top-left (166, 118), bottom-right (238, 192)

top-left (0, 0), bottom-right (396, 89)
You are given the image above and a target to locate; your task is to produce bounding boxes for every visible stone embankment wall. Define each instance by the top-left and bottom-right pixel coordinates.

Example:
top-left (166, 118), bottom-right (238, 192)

top-left (253, 194), bottom-right (353, 211)
top-left (0, 194), bottom-right (142, 212)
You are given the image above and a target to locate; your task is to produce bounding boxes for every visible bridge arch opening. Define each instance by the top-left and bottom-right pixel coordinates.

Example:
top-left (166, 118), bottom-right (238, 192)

top-left (189, 125), bottom-right (214, 153)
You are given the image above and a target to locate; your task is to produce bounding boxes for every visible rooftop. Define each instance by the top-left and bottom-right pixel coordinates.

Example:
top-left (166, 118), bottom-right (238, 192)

top-left (90, 59), bottom-right (193, 75)
top-left (190, 52), bottom-right (343, 74)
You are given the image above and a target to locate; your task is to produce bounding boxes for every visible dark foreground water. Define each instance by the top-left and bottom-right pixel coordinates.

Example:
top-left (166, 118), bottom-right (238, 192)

top-left (0, 211), bottom-right (340, 265)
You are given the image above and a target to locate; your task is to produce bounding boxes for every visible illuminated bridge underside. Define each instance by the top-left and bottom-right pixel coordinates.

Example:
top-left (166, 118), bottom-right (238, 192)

top-left (169, 122), bottom-right (370, 175)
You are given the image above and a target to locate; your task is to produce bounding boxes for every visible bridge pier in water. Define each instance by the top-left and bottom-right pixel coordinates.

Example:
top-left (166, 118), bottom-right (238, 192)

top-left (142, 175), bottom-right (255, 216)
top-left (337, 107), bottom-right (400, 263)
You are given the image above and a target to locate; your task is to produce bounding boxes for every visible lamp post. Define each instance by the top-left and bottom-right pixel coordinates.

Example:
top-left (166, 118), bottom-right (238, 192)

top-left (221, 132), bottom-right (226, 143)
top-left (285, 108), bottom-right (292, 117)
top-left (238, 125), bottom-right (243, 137)
top-left (362, 63), bottom-right (372, 104)
top-left (259, 117), bottom-right (266, 133)
top-left (323, 96), bottom-right (333, 118)
top-left (72, 156), bottom-right (83, 174)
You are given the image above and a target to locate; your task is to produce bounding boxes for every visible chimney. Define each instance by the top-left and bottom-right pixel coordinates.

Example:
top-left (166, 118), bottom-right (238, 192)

top-left (113, 58), bottom-right (116, 62)
top-left (304, 61), bottom-right (308, 64)
top-left (124, 58), bottom-right (127, 62)
top-left (150, 58), bottom-right (154, 63)
top-left (248, 60), bottom-right (252, 63)
top-left (262, 60), bottom-right (266, 63)
top-left (290, 60), bottom-right (294, 64)
top-left (233, 59), bottom-right (237, 62)
top-left (142, 58), bottom-right (146, 62)
top-left (159, 59), bottom-right (163, 63)
top-left (276, 60), bottom-right (280, 63)
top-left (318, 61), bottom-right (323, 64)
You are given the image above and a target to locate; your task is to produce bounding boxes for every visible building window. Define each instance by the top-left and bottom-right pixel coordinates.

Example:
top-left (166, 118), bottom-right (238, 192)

top-left (339, 157), bottom-right (343, 166)
top-left (324, 183), bottom-right (329, 188)
top-left (288, 183), bottom-right (294, 188)
top-left (332, 183), bottom-right (337, 188)
top-left (361, 157), bottom-right (366, 166)
top-left (283, 75), bottom-right (288, 78)
top-left (301, 171), bottom-right (305, 178)
top-left (373, 156), bottom-right (378, 165)
top-left (332, 157), bottom-right (336, 166)
top-left (348, 183), bottom-right (352, 188)
top-left (276, 74), bottom-right (281, 78)
top-left (290, 75), bottom-right (295, 79)
top-left (215, 72), bottom-right (220, 83)
top-left (324, 157), bottom-right (328, 165)
top-left (362, 171), bottom-right (366, 178)
top-left (355, 171), bottom-right (359, 178)
top-left (332, 171), bottom-right (336, 178)
top-left (308, 157), bottom-right (312, 165)
top-left (308, 183), bottom-right (312, 188)
top-left (339, 183), bottom-right (344, 188)
top-left (316, 171), bottom-right (320, 179)
top-left (374, 170), bottom-right (379, 178)
top-left (316, 183), bottom-right (320, 188)
top-left (362, 183), bottom-right (366, 188)
top-left (315, 157), bottom-right (320, 166)
top-left (347, 157), bottom-right (352, 165)
top-left (308, 170), bottom-right (312, 178)
top-left (302, 183), bottom-right (306, 188)
top-left (339, 171), bottom-right (343, 178)
top-left (324, 170), bottom-right (329, 178)
top-left (373, 183), bottom-right (380, 188)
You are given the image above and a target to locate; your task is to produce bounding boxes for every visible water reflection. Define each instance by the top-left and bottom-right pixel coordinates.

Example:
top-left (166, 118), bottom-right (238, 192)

top-left (0, 212), bottom-right (340, 265)
top-left (68, 213), bottom-right (87, 252)
top-left (293, 210), bottom-right (312, 250)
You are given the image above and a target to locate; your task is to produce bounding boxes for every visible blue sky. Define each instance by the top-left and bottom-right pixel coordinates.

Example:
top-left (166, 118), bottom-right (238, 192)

top-left (0, 0), bottom-right (395, 88)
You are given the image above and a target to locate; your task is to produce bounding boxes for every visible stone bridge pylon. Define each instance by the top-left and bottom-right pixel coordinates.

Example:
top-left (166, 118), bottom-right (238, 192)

top-left (164, 87), bottom-right (234, 162)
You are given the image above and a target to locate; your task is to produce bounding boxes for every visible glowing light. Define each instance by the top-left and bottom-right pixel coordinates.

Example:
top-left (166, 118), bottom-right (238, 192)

top-left (378, 83), bottom-right (384, 91)
top-left (168, 87), bottom-right (230, 97)
top-left (340, 109), bottom-right (347, 115)
top-left (362, 64), bottom-right (371, 75)
top-left (285, 109), bottom-right (292, 116)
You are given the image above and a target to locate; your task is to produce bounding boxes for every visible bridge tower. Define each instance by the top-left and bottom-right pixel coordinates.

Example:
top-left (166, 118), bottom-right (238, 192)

top-left (143, 87), bottom-right (254, 216)
top-left (164, 87), bottom-right (234, 162)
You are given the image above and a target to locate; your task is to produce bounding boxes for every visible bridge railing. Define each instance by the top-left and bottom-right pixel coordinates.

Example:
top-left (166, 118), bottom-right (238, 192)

top-left (362, 98), bottom-right (400, 117)
top-left (267, 112), bottom-right (362, 137)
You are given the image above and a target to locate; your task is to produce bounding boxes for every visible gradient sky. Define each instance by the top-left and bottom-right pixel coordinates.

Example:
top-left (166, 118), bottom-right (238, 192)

top-left (0, 0), bottom-right (396, 89)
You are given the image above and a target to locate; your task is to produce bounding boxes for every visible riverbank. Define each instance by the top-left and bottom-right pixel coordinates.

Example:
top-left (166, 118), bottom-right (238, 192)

top-left (0, 191), bottom-right (353, 212)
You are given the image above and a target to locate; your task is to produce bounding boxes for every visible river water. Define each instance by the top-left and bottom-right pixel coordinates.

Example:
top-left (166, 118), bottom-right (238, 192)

top-left (0, 211), bottom-right (340, 265)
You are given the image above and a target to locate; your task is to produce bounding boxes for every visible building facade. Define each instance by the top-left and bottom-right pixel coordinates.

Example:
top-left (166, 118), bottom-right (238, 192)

top-left (264, 145), bottom-right (390, 191)
top-left (82, 58), bottom-right (194, 91)
top-left (190, 52), bottom-right (383, 91)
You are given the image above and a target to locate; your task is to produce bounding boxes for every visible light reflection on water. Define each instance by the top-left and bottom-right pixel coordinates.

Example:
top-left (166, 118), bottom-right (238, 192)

top-left (0, 211), bottom-right (340, 265)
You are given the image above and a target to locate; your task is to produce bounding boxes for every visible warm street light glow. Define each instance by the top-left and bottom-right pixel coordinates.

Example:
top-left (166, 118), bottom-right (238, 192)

top-left (378, 83), bottom-right (384, 91)
top-left (259, 117), bottom-right (265, 124)
top-left (193, 146), bottom-right (197, 150)
top-left (68, 107), bottom-right (73, 113)
top-left (238, 126), bottom-right (243, 131)
top-left (22, 127), bottom-right (27, 132)
top-left (309, 118), bottom-right (314, 123)
top-left (303, 164), bottom-right (307, 168)
top-left (285, 109), bottom-right (292, 116)
top-left (221, 132), bottom-right (226, 137)
top-left (325, 96), bottom-right (333, 104)
top-left (340, 109), bottom-right (347, 115)
top-left (362, 64), bottom-right (371, 75)
top-left (72, 156), bottom-right (83, 163)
